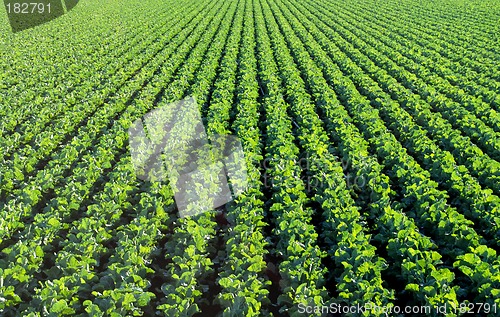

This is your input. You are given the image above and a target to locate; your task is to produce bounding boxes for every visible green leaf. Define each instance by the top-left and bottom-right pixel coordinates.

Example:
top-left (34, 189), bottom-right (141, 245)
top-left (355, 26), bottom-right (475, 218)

top-left (405, 284), bottom-right (420, 292)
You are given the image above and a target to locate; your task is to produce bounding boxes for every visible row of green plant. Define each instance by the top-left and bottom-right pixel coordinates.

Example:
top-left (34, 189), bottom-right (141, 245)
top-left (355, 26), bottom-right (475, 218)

top-left (301, 0), bottom-right (500, 238)
top-left (344, 0), bottom-right (500, 84)
top-left (207, 0), bottom-right (272, 314)
top-left (259, 0), bottom-right (400, 314)
top-left (254, 1), bottom-right (329, 315)
top-left (340, 0), bottom-right (499, 111)
top-left (312, 0), bottom-right (500, 162)
top-left (153, 1), bottom-right (240, 315)
top-left (0, 0), bottom-right (176, 139)
top-left (273, 0), bottom-right (462, 313)
top-left (0, 0), bottom-right (221, 313)
top-left (0, 0), bottom-right (213, 243)
top-left (292, 0), bottom-right (500, 308)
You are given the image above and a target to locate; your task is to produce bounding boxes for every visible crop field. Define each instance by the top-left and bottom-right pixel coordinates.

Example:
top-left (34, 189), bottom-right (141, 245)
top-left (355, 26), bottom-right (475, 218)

top-left (0, 0), bottom-right (500, 315)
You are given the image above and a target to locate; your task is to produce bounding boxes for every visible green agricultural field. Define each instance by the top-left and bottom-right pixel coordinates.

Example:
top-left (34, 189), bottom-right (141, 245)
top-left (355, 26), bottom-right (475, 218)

top-left (0, 0), bottom-right (499, 315)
